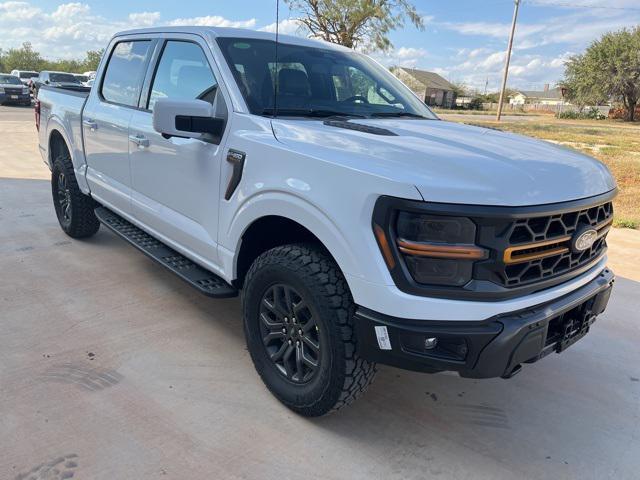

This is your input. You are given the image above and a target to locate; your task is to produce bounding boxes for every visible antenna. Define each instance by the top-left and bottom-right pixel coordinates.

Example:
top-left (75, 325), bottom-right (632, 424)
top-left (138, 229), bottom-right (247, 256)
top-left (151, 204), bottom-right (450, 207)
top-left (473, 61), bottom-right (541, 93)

top-left (273, 0), bottom-right (280, 118)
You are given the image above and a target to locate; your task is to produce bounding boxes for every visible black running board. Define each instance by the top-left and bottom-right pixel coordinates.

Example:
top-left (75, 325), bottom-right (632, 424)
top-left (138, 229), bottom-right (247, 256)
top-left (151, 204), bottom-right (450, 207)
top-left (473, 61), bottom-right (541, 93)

top-left (95, 206), bottom-right (238, 298)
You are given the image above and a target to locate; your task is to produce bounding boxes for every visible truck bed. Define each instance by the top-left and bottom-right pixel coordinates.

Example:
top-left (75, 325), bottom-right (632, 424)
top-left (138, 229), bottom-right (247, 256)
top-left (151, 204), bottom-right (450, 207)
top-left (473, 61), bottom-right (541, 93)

top-left (37, 85), bottom-right (91, 187)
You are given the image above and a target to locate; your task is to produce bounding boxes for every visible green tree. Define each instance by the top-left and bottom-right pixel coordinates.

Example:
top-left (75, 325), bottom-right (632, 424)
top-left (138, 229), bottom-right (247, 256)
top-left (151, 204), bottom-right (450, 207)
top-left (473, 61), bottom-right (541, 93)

top-left (3, 42), bottom-right (44, 71)
top-left (0, 48), bottom-right (6, 72)
top-left (284, 0), bottom-right (424, 51)
top-left (83, 49), bottom-right (104, 71)
top-left (563, 26), bottom-right (640, 121)
top-left (450, 81), bottom-right (469, 98)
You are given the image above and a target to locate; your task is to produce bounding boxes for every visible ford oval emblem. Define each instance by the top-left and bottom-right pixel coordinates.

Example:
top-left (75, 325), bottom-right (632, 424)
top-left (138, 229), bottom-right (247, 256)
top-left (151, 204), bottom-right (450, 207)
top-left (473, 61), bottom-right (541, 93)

top-left (572, 227), bottom-right (598, 253)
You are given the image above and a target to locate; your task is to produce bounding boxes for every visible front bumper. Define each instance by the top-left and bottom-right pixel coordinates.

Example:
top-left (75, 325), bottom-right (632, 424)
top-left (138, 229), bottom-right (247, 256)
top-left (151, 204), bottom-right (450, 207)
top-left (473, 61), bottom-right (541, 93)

top-left (0, 92), bottom-right (31, 104)
top-left (354, 267), bottom-right (614, 378)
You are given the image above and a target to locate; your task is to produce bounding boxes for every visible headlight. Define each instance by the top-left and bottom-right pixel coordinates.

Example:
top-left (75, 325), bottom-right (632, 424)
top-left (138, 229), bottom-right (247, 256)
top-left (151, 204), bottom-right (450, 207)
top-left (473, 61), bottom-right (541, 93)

top-left (0, 87), bottom-right (5, 93)
top-left (395, 212), bottom-right (485, 286)
top-left (22, 87), bottom-right (29, 94)
top-left (373, 201), bottom-right (488, 288)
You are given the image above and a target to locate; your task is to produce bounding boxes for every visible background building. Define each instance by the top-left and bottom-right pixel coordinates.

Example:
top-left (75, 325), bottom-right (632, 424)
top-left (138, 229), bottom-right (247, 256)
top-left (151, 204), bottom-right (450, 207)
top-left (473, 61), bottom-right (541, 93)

top-left (391, 67), bottom-right (456, 108)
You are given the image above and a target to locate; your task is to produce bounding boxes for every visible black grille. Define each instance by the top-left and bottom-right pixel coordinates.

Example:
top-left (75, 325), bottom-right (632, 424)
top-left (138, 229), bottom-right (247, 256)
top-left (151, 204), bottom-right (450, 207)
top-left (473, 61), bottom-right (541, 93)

top-left (475, 201), bottom-right (612, 289)
top-left (4, 87), bottom-right (23, 95)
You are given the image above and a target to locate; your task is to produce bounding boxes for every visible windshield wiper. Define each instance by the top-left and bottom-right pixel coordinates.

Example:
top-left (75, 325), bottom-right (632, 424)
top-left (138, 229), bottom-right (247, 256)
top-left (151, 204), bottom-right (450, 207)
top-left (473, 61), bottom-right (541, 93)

top-left (262, 108), bottom-right (366, 119)
top-left (370, 112), bottom-right (432, 119)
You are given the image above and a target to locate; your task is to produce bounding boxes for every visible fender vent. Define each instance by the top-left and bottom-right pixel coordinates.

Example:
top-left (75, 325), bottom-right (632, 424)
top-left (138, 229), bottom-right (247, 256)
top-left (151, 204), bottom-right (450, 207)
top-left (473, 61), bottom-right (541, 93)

top-left (323, 119), bottom-right (398, 136)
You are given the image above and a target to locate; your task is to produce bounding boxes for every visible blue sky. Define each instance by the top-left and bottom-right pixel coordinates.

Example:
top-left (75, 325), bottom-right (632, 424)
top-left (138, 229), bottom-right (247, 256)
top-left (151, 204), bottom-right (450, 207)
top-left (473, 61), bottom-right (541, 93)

top-left (2, 0), bottom-right (639, 91)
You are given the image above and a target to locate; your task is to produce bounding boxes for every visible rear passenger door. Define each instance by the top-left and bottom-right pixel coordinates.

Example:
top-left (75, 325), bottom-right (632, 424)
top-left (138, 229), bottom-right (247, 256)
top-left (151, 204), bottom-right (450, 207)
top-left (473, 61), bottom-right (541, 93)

top-left (83, 38), bottom-right (156, 214)
top-left (128, 35), bottom-right (230, 267)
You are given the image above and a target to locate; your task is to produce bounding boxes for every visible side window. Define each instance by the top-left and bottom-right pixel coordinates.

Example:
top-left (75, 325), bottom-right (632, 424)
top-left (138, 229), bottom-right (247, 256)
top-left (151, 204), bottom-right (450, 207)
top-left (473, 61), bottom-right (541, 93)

top-left (101, 40), bottom-right (152, 107)
top-left (148, 41), bottom-right (217, 111)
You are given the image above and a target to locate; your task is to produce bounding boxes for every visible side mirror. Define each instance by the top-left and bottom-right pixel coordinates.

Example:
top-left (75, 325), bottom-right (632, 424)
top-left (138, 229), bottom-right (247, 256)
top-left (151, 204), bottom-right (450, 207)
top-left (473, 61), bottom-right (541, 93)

top-left (152, 99), bottom-right (224, 141)
top-left (44, 80), bottom-right (49, 85)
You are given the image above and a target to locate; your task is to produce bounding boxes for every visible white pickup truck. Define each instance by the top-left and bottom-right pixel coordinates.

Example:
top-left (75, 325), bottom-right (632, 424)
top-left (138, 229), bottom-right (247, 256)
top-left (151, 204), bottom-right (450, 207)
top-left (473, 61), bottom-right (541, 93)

top-left (36, 27), bottom-right (616, 416)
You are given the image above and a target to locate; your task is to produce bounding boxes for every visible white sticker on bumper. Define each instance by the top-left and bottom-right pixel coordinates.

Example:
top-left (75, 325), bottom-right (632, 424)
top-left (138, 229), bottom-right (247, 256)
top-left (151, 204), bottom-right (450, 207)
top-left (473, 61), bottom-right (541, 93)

top-left (374, 325), bottom-right (392, 350)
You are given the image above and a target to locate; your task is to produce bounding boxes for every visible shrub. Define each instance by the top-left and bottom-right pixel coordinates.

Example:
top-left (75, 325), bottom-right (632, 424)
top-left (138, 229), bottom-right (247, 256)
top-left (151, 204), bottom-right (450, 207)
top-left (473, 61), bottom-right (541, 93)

top-left (557, 107), bottom-right (606, 120)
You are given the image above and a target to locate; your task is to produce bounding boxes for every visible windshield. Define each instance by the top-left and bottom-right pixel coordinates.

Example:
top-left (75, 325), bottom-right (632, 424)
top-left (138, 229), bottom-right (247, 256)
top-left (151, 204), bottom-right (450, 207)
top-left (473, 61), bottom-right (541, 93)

top-left (19, 72), bottom-right (37, 79)
top-left (216, 37), bottom-right (437, 120)
top-left (49, 73), bottom-right (81, 83)
top-left (75, 75), bottom-right (88, 82)
top-left (0, 75), bottom-right (23, 85)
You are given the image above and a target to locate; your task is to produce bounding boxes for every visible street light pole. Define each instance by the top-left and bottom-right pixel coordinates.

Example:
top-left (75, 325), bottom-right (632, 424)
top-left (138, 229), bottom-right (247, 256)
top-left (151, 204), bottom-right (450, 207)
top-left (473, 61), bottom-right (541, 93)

top-left (496, 0), bottom-right (520, 121)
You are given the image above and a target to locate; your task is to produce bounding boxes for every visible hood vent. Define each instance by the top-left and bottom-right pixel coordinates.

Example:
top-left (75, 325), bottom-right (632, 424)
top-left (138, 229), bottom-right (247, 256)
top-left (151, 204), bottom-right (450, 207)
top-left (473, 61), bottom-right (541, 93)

top-left (323, 119), bottom-right (398, 136)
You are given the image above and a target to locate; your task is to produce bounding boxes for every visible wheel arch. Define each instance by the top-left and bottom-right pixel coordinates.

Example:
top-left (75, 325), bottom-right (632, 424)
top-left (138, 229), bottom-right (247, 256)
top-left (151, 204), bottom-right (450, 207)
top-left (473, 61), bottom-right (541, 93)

top-left (45, 116), bottom-right (91, 195)
top-left (227, 195), bottom-right (361, 290)
top-left (48, 128), bottom-right (70, 163)
top-left (234, 215), bottom-right (344, 289)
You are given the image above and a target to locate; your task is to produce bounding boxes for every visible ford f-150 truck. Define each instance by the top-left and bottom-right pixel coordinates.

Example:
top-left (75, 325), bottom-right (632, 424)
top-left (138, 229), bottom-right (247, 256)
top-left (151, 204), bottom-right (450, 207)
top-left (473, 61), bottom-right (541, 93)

top-left (36, 27), bottom-right (616, 416)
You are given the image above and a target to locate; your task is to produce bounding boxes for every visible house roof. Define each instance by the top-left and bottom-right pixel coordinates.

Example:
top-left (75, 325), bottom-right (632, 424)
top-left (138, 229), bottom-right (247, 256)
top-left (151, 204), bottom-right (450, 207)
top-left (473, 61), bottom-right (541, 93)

top-left (397, 67), bottom-right (455, 91)
top-left (511, 88), bottom-right (563, 100)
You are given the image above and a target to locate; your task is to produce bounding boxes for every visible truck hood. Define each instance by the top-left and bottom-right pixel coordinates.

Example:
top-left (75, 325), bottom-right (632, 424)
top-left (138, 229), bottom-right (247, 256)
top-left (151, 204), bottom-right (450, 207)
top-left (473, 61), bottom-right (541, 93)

top-left (271, 118), bottom-right (615, 206)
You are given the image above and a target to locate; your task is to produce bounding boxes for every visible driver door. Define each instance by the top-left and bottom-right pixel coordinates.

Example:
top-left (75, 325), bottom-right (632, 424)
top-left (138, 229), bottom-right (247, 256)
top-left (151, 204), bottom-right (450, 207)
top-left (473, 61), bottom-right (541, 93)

top-left (128, 36), bottom-right (230, 266)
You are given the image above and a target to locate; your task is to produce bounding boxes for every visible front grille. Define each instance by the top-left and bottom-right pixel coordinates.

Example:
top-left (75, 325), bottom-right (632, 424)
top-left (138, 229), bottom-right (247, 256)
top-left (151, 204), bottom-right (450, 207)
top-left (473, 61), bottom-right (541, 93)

top-left (475, 201), bottom-right (612, 289)
top-left (4, 87), bottom-right (23, 95)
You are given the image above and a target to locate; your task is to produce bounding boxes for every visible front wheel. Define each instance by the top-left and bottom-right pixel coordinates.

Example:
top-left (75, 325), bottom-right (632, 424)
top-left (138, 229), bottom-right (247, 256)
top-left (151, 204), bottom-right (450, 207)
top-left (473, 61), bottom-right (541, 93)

top-left (242, 244), bottom-right (376, 416)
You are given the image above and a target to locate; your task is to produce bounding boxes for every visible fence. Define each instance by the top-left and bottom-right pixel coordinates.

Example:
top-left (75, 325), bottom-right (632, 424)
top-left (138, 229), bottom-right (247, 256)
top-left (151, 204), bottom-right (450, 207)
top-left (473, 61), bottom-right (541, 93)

top-left (477, 103), bottom-right (610, 115)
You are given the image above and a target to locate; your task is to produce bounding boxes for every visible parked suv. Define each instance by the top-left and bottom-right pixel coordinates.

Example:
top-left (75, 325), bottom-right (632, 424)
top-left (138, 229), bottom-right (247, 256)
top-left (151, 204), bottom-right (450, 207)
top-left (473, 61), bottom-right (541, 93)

top-left (36, 27), bottom-right (616, 416)
top-left (0, 73), bottom-right (31, 105)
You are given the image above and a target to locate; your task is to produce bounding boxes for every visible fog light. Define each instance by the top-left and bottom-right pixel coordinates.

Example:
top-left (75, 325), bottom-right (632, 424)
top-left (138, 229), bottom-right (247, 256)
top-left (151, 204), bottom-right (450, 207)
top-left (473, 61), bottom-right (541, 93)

top-left (424, 337), bottom-right (438, 350)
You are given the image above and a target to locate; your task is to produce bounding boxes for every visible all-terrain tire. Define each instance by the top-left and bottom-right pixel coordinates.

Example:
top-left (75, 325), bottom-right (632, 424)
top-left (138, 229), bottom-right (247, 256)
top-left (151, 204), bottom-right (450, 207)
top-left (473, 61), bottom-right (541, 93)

top-left (242, 243), bottom-right (377, 416)
top-left (51, 149), bottom-right (100, 238)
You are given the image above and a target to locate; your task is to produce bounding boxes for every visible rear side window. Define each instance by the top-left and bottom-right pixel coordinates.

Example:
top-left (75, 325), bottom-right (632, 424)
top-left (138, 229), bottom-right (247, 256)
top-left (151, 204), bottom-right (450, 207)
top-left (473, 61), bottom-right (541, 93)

top-left (148, 41), bottom-right (217, 111)
top-left (101, 40), bottom-right (153, 107)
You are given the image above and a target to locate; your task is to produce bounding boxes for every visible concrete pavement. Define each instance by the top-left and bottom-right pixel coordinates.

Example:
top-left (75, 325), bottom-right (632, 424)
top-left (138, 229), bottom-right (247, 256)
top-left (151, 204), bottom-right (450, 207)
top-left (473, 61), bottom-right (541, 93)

top-left (1, 105), bottom-right (640, 480)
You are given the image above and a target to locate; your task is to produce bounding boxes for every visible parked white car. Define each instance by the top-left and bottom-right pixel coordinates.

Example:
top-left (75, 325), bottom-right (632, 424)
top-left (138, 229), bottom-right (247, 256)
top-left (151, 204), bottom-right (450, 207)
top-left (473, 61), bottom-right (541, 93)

top-left (10, 69), bottom-right (39, 86)
top-left (35, 27), bottom-right (616, 416)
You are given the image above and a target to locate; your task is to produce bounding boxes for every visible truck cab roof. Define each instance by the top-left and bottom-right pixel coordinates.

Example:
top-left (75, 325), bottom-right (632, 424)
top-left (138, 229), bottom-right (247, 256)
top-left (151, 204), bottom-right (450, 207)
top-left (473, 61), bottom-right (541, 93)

top-left (114, 26), bottom-right (351, 51)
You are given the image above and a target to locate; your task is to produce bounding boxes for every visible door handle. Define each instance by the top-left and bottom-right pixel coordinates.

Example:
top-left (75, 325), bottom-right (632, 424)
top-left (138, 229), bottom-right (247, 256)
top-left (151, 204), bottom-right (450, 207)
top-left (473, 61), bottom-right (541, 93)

top-left (83, 119), bottom-right (97, 131)
top-left (129, 134), bottom-right (150, 148)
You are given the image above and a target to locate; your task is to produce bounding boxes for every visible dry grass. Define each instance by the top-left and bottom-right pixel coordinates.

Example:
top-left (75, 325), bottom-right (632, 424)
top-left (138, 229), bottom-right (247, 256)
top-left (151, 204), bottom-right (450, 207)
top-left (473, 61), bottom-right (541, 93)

top-left (452, 117), bottom-right (640, 229)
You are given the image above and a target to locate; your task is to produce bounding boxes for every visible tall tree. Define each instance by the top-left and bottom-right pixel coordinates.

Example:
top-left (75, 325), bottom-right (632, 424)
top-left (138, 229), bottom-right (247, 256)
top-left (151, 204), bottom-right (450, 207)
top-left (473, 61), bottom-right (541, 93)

top-left (3, 42), bottom-right (44, 71)
top-left (563, 26), bottom-right (640, 121)
top-left (284, 0), bottom-right (424, 51)
top-left (83, 49), bottom-right (105, 71)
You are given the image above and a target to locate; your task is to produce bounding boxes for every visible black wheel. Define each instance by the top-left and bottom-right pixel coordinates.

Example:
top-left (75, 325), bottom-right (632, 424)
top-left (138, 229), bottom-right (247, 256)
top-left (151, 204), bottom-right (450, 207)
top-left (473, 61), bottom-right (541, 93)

top-left (51, 149), bottom-right (100, 238)
top-left (243, 244), bottom-right (376, 416)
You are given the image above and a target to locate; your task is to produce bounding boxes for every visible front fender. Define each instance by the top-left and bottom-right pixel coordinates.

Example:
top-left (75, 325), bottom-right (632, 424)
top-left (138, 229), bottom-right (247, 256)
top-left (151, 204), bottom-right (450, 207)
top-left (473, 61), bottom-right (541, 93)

top-left (220, 190), bottom-right (362, 282)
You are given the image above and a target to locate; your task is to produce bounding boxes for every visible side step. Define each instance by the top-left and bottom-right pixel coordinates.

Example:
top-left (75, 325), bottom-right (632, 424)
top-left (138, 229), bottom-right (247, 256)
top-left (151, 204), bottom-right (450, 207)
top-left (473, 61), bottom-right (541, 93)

top-left (95, 206), bottom-right (238, 298)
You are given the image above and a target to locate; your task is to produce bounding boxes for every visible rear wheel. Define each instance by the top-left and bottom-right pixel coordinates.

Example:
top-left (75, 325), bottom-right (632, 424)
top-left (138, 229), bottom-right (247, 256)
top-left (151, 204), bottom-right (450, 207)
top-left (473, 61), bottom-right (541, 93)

top-left (242, 244), bottom-right (376, 416)
top-left (51, 150), bottom-right (100, 238)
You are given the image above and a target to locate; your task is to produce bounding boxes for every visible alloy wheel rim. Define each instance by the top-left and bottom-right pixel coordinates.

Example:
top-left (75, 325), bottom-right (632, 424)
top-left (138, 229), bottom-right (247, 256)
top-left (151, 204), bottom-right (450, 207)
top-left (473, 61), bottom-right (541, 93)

top-left (259, 284), bottom-right (321, 384)
top-left (57, 172), bottom-right (72, 224)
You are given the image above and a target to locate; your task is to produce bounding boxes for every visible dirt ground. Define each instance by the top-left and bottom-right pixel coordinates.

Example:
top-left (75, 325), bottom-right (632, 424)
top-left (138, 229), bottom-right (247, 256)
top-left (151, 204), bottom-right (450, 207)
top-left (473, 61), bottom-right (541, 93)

top-left (2, 106), bottom-right (639, 480)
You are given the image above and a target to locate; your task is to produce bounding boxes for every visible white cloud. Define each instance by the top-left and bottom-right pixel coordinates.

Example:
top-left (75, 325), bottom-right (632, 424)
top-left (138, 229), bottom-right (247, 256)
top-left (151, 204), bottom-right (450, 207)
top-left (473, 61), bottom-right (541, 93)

top-left (0, 2), bottom-right (257, 59)
top-left (371, 46), bottom-right (428, 67)
top-left (167, 15), bottom-right (256, 28)
top-left (128, 12), bottom-right (161, 27)
top-left (260, 18), bottom-right (305, 35)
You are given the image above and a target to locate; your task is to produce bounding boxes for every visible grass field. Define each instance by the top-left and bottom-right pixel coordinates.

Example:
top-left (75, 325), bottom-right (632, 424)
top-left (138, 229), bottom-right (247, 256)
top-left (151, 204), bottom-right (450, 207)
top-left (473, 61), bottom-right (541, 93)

top-left (447, 117), bottom-right (640, 228)
top-left (432, 108), bottom-right (548, 116)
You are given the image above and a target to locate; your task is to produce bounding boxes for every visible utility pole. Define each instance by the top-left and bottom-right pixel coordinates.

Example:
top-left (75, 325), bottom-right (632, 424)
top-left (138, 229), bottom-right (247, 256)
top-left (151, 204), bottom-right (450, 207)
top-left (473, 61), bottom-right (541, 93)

top-left (496, 0), bottom-right (520, 121)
